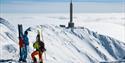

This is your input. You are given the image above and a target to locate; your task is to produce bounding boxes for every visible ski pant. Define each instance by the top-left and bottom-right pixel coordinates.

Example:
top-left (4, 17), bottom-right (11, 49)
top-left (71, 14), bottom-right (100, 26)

top-left (31, 50), bottom-right (43, 62)
top-left (19, 47), bottom-right (25, 61)
top-left (23, 45), bottom-right (29, 61)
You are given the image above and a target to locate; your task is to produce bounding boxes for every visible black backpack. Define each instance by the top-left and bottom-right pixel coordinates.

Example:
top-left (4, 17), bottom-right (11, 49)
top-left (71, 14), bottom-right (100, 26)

top-left (39, 41), bottom-right (46, 52)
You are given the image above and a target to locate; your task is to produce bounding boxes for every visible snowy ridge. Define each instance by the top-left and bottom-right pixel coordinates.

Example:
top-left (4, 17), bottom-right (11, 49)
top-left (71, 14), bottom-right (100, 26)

top-left (0, 17), bottom-right (125, 63)
top-left (0, 17), bottom-right (17, 43)
top-left (0, 18), bottom-right (16, 32)
top-left (0, 18), bottom-right (18, 60)
top-left (28, 25), bottom-right (125, 63)
top-left (1, 13), bottom-right (124, 42)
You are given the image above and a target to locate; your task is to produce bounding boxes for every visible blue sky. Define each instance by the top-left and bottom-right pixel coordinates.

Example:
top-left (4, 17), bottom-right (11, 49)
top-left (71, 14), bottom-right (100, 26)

top-left (0, 0), bottom-right (124, 13)
top-left (0, 0), bottom-right (124, 3)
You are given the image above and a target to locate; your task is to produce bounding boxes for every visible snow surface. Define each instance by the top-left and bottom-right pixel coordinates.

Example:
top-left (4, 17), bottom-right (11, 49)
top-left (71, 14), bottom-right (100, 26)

top-left (0, 18), bottom-right (18, 60)
top-left (0, 13), bottom-right (125, 42)
top-left (0, 17), bottom-right (125, 63)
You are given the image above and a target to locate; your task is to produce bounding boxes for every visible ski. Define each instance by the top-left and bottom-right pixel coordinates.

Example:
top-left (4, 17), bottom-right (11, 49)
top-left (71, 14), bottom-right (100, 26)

top-left (18, 24), bottom-right (23, 38)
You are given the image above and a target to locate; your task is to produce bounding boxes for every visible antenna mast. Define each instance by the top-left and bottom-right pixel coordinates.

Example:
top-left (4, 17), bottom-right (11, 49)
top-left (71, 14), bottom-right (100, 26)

top-left (68, 0), bottom-right (74, 28)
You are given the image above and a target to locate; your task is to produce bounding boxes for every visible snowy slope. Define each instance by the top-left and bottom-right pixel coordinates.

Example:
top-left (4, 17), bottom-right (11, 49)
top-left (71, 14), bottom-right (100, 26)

top-left (1, 13), bottom-right (125, 42)
top-left (0, 18), bottom-right (18, 60)
top-left (0, 17), bottom-right (125, 63)
top-left (29, 25), bottom-right (125, 63)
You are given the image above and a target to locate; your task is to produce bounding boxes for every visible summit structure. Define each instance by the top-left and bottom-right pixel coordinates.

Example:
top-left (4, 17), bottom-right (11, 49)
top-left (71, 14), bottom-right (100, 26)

top-left (68, 0), bottom-right (74, 28)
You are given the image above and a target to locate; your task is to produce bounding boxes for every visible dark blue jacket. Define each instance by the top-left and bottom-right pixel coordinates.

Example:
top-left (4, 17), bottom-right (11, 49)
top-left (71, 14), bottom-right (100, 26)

top-left (23, 34), bottom-right (29, 46)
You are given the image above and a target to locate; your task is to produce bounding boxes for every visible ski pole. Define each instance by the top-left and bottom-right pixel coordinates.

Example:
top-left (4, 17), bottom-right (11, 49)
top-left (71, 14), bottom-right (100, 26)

top-left (41, 29), bottom-right (44, 42)
top-left (44, 52), bottom-right (47, 60)
top-left (41, 29), bottom-right (47, 61)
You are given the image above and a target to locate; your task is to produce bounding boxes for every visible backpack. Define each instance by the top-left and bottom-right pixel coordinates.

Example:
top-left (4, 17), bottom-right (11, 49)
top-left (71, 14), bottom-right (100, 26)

top-left (39, 41), bottom-right (46, 52)
top-left (33, 41), bottom-right (46, 52)
top-left (19, 37), bottom-right (24, 47)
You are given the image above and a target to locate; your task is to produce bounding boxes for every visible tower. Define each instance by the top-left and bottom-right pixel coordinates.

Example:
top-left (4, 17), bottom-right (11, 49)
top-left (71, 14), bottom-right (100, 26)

top-left (68, 0), bottom-right (74, 28)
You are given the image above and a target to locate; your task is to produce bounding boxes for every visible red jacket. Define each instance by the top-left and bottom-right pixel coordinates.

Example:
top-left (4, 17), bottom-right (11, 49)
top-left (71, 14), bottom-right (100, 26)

top-left (19, 38), bottom-right (24, 48)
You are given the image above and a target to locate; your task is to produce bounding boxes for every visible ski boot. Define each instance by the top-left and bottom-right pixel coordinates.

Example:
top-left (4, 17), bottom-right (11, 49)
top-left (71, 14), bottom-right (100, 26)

top-left (39, 61), bottom-right (43, 63)
top-left (18, 58), bottom-right (23, 62)
top-left (33, 57), bottom-right (37, 63)
top-left (22, 59), bottom-right (27, 63)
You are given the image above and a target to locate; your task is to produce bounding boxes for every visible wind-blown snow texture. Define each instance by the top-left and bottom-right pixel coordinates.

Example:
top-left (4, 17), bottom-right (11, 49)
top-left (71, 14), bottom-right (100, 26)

top-left (0, 18), bottom-right (18, 60)
top-left (0, 18), bottom-right (125, 63)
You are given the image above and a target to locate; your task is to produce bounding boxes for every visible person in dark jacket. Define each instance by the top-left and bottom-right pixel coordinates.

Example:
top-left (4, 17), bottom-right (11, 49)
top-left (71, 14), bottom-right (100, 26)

top-left (23, 31), bottom-right (29, 62)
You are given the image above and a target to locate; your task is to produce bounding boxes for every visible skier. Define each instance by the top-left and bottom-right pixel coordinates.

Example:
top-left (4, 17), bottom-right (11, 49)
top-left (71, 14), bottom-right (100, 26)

top-left (31, 34), bottom-right (46, 63)
top-left (23, 31), bottom-right (29, 62)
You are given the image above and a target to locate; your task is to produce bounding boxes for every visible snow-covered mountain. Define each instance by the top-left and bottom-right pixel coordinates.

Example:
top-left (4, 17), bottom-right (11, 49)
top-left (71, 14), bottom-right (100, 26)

top-left (1, 13), bottom-right (125, 42)
top-left (0, 17), bottom-right (125, 63)
top-left (0, 18), bottom-right (18, 60)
